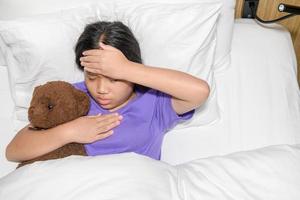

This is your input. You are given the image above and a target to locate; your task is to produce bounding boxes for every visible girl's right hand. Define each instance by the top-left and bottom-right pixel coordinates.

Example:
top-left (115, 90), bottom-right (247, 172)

top-left (63, 113), bottom-right (123, 144)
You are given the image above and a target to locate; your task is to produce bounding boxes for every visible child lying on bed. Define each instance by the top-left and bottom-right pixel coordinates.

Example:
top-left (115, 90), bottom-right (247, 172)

top-left (5, 21), bottom-right (209, 164)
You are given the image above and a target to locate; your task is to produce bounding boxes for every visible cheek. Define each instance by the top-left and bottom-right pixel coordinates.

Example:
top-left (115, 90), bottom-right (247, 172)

top-left (113, 83), bottom-right (134, 99)
top-left (112, 82), bottom-right (131, 93)
top-left (85, 80), bottom-right (96, 93)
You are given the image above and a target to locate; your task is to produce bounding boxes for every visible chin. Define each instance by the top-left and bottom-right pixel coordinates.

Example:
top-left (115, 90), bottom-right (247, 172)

top-left (100, 103), bottom-right (111, 108)
top-left (100, 103), bottom-right (115, 110)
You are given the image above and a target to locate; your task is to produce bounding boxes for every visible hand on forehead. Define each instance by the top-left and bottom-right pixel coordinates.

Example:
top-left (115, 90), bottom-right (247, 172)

top-left (84, 67), bottom-right (103, 76)
top-left (82, 49), bottom-right (102, 56)
top-left (82, 42), bottom-right (117, 56)
top-left (80, 42), bottom-right (129, 81)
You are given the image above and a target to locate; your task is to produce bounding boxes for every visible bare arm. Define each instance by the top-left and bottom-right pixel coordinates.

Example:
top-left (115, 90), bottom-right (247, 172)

top-left (6, 123), bottom-right (71, 162)
top-left (123, 62), bottom-right (210, 114)
top-left (81, 44), bottom-right (210, 115)
top-left (6, 113), bottom-right (122, 162)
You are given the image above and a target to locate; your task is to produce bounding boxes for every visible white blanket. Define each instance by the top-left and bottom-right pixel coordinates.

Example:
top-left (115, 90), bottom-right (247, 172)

top-left (0, 144), bottom-right (300, 200)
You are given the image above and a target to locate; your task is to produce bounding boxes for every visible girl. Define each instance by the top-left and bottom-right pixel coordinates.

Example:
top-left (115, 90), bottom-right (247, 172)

top-left (6, 21), bottom-right (210, 163)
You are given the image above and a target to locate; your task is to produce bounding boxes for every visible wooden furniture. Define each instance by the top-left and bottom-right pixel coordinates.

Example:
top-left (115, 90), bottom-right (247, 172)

top-left (235, 0), bottom-right (300, 86)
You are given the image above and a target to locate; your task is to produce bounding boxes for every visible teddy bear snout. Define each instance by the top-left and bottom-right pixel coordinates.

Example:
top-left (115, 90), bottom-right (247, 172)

top-left (28, 106), bottom-right (46, 118)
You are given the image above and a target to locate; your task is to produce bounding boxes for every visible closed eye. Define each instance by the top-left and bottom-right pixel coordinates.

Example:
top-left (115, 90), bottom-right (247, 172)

top-left (88, 76), bottom-right (97, 80)
top-left (85, 71), bottom-right (98, 81)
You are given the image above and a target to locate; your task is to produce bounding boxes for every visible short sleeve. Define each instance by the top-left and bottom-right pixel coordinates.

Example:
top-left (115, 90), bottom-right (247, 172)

top-left (154, 90), bottom-right (195, 132)
top-left (72, 81), bottom-right (88, 93)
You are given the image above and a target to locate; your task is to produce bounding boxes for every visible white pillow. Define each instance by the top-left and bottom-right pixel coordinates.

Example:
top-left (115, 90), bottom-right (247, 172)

top-left (112, 2), bottom-right (222, 129)
top-left (0, 5), bottom-right (110, 132)
top-left (0, 37), bottom-right (5, 66)
top-left (115, 0), bottom-right (236, 72)
top-left (0, 0), bottom-right (235, 73)
top-left (0, 2), bottom-right (222, 132)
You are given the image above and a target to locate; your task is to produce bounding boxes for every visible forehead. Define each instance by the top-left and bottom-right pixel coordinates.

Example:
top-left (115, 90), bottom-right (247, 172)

top-left (84, 70), bottom-right (105, 78)
top-left (84, 70), bottom-right (116, 81)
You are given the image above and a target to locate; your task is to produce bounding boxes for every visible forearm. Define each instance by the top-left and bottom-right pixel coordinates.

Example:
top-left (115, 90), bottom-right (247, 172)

top-left (6, 124), bottom-right (70, 162)
top-left (81, 45), bottom-right (209, 104)
top-left (124, 61), bottom-right (209, 103)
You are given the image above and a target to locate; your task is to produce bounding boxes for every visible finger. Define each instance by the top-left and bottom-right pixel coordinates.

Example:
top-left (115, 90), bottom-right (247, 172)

top-left (80, 56), bottom-right (101, 63)
top-left (94, 130), bottom-right (114, 141)
top-left (81, 62), bottom-right (99, 68)
top-left (97, 113), bottom-right (122, 124)
top-left (101, 116), bottom-right (122, 126)
top-left (82, 49), bottom-right (103, 56)
top-left (99, 42), bottom-right (117, 51)
top-left (86, 113), bottom-right (115, 122)
top-left (97, 119), bottom-right (121, 133)
top-left (87, 113), bottom-right (102, 118)
top-left (97, 112), bottom-right (119, 118)
top-left (93, 112), bottom-right (118, 122)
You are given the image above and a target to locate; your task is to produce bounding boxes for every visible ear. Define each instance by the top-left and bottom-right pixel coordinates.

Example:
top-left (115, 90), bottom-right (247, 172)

top-left (73, 88), bottom-right (90, 116)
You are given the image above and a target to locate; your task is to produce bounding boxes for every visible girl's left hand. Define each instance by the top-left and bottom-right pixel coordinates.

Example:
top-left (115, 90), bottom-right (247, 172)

top-left (80, 42), bottom-right (130, 80)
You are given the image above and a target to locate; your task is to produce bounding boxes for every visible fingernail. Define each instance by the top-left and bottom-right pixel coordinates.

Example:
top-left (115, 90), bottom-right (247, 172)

top-left (119, 115), bottom-right (123, 120)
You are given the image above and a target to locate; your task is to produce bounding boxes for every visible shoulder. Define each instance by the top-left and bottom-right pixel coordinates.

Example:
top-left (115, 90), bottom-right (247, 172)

top-left (146, 88), bottom-right (195, 118)
top-left (137, 85), bottom-right (167, 98)
top-left (72, 81), bottom-right (88, 93)
top-left (136, 87), bottom-right (171, 107)
top-left (132, 86), bottom-right (164, 112)
top-left (137, 87), bottom-right (171, 110)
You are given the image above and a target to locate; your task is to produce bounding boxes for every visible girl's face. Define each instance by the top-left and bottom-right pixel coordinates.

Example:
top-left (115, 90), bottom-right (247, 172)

top-left (84, 70), bottom-right (135, 112)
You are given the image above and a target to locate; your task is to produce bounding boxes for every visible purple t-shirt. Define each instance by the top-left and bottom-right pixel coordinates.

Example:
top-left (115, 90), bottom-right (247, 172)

top-left (73, 81), bottom-right (194, 160)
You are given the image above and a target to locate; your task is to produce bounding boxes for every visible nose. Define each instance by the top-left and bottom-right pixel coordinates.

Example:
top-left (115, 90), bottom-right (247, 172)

top-left (96, 78), bottom-right (109, 94)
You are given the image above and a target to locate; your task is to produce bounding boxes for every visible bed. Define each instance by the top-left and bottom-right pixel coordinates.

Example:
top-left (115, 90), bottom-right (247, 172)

top-left (0, 0), bottom-right (299, 199)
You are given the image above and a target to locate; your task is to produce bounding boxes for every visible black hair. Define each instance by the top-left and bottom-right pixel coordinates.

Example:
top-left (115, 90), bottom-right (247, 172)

top-left (74, 21), bottom-right (142, 70)
top-left (74, 21), bottom-right (148, 93)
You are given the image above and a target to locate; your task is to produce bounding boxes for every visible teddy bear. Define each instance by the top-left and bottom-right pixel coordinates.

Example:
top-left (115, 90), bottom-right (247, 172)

top-left (17, 81), bottom-right (90, 168)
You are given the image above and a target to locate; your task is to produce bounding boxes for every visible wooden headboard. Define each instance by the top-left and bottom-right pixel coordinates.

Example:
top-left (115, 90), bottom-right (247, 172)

top-left (235, 0), bottom-right (300, 86)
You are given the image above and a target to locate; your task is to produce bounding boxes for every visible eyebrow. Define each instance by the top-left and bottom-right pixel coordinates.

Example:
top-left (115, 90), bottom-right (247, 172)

top-left (85, 71), bottom-right (99, 76)
top-left (84, 71), bottom-right (113, 80)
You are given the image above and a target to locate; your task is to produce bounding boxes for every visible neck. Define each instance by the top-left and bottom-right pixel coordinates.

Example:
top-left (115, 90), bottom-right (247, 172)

top-left (109, 91), bottom-right (136, 112)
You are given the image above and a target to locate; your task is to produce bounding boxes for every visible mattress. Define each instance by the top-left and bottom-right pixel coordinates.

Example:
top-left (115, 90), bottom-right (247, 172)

top-left (161, 19), bottom-right (300, 164)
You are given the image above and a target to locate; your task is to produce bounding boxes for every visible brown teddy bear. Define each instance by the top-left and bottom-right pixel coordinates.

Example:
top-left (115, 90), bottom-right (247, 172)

top-left (17, 81), bottom-right (90, 168)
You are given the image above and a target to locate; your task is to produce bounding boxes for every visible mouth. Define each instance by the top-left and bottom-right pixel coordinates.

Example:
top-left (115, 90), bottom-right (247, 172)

top-left (97, 98), bottom-right (111, 105)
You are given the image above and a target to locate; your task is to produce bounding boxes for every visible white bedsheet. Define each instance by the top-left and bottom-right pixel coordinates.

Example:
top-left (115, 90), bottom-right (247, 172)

top-left (0, 144), bottom-right (300, 200)
top-left (161, 19), bottom-right (300, 164)
top-left (0, 19), bottom-right (299, 199)
top-left (0, 19), bottom-right (299, 177)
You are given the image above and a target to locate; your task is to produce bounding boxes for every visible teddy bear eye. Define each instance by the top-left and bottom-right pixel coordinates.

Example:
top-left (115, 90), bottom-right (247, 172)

top-left (48, 104), bottom-right (54, 110)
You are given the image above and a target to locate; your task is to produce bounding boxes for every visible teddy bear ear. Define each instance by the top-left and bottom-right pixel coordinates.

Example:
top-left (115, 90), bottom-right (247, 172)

top-left (32, 85), bottom-right (42, 97)
top-left (30, 85), bottom-right (43, 107)
top-left (73, 88), bottom-right (90, 116)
